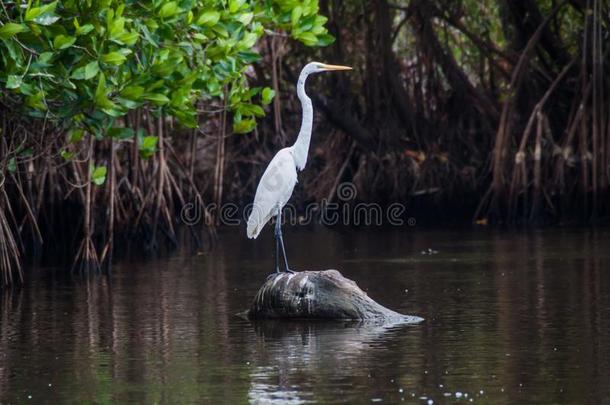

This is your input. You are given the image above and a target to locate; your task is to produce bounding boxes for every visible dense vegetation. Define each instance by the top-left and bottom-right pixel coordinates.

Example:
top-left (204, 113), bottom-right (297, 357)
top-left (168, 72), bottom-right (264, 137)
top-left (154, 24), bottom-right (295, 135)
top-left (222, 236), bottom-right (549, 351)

top-left (1, 0), bottom-right (609, 285)
top-left (0, 0), bottom-right (332, 283)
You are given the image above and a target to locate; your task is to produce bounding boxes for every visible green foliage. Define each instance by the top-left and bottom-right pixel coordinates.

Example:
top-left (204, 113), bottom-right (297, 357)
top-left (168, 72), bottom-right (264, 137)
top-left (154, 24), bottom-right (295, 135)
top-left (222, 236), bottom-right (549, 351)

top-left (0, 0), bottom-right (332, 137)
top-left (261, 87), bottom-right (275, 105)
top-left (139, 133), bottom-right (158, 159)
top-left (91, 164), bottom-right (107, 185)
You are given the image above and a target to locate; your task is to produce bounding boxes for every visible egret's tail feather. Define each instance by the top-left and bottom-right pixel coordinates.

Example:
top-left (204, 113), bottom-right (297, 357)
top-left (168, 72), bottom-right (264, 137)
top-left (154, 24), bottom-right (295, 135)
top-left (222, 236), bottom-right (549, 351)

top-left (246, 221), bottom-right (260, 239)
top-left (247, 208), bottom-right (271, 239)
top-left (247, 214), bottom-right (262, 239)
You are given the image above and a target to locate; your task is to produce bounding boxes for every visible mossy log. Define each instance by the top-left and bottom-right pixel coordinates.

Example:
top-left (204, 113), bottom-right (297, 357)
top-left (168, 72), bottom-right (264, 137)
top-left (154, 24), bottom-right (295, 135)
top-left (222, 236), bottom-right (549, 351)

top-left (247, 269), bottom-right (423, 323)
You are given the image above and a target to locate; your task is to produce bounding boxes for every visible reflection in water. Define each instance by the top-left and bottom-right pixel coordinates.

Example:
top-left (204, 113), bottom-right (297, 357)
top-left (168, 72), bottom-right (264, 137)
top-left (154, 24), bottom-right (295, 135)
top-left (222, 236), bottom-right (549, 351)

top-left (248, 321), bottom-right (415, 404)
top-left (1, 227), bottom-right (610, 403)
top-left (249, 320), bottom-right (417, 403)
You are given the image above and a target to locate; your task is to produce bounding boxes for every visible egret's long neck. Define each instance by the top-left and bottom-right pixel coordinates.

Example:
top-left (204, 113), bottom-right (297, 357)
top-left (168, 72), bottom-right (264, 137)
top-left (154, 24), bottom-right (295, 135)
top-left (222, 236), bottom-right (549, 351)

top-left (291, 71), bottom-right (313, 171)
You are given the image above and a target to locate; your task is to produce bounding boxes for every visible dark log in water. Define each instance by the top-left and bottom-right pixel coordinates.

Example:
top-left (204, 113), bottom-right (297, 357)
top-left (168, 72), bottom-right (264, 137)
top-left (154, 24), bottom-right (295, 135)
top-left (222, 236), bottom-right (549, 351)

top-left (247, 269), bottom-right (423, 323)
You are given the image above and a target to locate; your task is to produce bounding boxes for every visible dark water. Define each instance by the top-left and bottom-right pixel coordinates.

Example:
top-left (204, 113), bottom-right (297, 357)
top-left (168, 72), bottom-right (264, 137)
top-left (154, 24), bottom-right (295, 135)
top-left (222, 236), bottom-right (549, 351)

top-left (1, 227), bottom-right (610, 404)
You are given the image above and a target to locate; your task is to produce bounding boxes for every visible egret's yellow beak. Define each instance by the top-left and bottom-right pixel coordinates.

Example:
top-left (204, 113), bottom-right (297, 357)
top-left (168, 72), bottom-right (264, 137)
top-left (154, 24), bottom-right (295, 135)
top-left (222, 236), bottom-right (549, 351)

top-left (320, 63), bottom-right (352, 71)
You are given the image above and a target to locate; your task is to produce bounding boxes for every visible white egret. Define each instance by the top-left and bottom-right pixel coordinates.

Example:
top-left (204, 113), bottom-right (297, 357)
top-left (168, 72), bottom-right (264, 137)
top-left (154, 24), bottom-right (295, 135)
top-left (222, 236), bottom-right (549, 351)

top-left (247, 62), bottom-right (352, 273)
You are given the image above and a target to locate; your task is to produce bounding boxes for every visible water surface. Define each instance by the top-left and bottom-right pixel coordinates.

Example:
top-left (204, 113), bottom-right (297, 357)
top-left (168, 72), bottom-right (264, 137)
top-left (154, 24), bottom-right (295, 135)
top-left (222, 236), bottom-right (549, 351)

top-left (1, 227), bottom-right (609, 403)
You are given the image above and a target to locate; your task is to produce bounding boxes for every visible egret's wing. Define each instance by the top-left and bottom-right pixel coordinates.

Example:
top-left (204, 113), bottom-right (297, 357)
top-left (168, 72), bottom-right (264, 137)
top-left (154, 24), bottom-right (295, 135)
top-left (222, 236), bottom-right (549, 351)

top-left (247, 149), bottom-right (297, 239)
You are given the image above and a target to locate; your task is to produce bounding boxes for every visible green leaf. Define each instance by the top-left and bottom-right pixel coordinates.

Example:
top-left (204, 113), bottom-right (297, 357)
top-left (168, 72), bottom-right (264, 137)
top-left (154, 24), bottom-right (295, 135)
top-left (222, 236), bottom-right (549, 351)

top-left (239, 32), bottom-right (258, 49)
top-left (70, 61), bottom-right (100, 80)
top-left (261, 87), bottom-right (275, 105)
top-left (159, 2), bottom-right (179, 18)
top-left (238, 103), bottom-right (265, 117)
top-left (250, 105), bottom-right (265, 117)
top-left (116, 97), bottom-right (141, 109)
top-left (120, 85), bottom-right (145, 100)
top-left (19, 147), bottom-right (34, 157)
top-left (237, 12), bottom-right (253, 26)
top-left (24, 1), bottom-right (58, 22)
top-left (69, 128), bottom-right (85, 143)
top-left (109, 16), bottom-right (126, 39)
top-left (233, 118), bottom-right (256, 134)
top-left (117, 31), bottom-right (139, 46)
top-left (237, 51), bottom-right (261, 64)
top-left (91, 165), bottom-right (107, 185)
top-left (95, 74), bottom-right (114, 110)
top-left (316, 33), bottom-right (335, 47)
top-left (102, 106), bottom-right (126, 117)
top-left (102, 51), bottom-right (127, 65)
top-left (60, 149), bottom-right (74, 160)
top-left (34, 14), bottom-right (60, 26)
top-left (54, 35), bottom-right (76, 50)
top-left (6, 75), bottom-right (22, 89)
top-left (2, 37), bottom-right (20, 61)
top-left (211, 24), bottom-right (229, 38)
top-left (139, 135), bottom-right (158, 158)
top-left (229, 0), bottom-right (246, 13)
top-left (76, 24), bottom-right (95, 36)
top-left (291, 6), bottom-right (303, 27)
top-left (172, 109), bottom-right (198, 128)
top-left (108, 127), bottom-right (135, 139)
top-left (0, 23), bottom-right (28, 39)
top-left (197, 11), bottom-right (220, 26)
top-left (296, 32), bottom-right (318, 46)
top-left (34, 52), bottom-right (54, 68)
top-left (312, 24), bottom-right (325, 35)
top-left (315, 16), bottom-right (329, 26)
top-left (7, 158), bottom-right (17, 173)
top-left (26, 91), bottom-right (46, 110)
top-left (17, 82), bottom-right (35, 96)
top-left (143, 93), bottom-right (170, 105)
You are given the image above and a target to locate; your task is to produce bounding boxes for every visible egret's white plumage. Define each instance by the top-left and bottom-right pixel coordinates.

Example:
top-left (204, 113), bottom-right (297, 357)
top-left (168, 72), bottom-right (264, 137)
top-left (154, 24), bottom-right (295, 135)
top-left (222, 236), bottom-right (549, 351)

top-left (247, 148), bottom-right (297, 238)
top-left (246, 62), bottom-right (352, 270)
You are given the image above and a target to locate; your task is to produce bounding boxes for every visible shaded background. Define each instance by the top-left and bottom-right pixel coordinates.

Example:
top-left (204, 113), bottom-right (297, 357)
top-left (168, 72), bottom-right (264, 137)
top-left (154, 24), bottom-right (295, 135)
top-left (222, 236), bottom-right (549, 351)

top-left (211, 0), bottom-right (610, 225)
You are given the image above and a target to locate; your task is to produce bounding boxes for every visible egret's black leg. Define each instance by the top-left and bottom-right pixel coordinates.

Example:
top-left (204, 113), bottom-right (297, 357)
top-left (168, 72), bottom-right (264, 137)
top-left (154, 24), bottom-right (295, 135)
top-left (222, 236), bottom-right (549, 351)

top-left (278, 232), bottom-right (294, 274)
top-left (274, 213), bottom-right (281, 274)
top-left (276, 207), bottom-right (294, 274)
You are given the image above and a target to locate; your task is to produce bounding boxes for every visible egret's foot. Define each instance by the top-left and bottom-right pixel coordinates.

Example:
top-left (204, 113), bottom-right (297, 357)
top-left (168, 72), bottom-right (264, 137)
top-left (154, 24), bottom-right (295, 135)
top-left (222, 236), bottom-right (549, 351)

top-left (284, 268), bottom-right (295, 274)
top-left (266, 271), bottom-right (280, 281)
